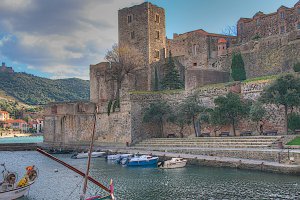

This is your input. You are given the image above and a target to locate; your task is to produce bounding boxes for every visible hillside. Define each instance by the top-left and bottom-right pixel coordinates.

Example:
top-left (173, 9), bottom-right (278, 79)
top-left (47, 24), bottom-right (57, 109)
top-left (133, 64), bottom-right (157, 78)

top-left (0, 71), bottom-right (90, 105)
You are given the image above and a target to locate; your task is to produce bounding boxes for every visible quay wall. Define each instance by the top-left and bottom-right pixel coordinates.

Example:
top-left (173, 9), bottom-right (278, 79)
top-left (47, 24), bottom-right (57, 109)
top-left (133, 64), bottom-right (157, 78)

top-left (103, 148), bottom-right (300, 175)
top-left (166, 148), bottom-right (300, 163)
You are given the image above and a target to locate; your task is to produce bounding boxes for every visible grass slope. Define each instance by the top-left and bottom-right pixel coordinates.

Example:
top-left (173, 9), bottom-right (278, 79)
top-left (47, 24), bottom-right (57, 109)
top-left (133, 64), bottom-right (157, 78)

top-left (287, 137), bottom-right (300, 146)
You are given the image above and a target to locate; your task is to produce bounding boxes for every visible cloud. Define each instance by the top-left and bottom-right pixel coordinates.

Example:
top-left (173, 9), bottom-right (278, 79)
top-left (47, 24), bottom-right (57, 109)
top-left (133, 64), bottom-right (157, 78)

top-left (0, 0), bottom-right (143, 80)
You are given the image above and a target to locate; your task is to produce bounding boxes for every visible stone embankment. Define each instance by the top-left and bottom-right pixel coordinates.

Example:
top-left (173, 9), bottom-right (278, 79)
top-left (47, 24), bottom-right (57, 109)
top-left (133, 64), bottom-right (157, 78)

top-left (102, 147), bottom-right (300, 175)
top-left (0, 143), bottom-right (38, 151)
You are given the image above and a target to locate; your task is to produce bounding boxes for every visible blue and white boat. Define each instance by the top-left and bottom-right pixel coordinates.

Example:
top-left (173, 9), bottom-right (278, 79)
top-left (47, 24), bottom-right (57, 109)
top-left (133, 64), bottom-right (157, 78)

top-left (126, 155), bottom-right (159, 167)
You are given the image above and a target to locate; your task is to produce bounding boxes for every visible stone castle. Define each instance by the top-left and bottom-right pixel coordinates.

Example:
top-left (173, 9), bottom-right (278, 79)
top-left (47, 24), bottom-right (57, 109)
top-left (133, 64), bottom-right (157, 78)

top-left (44, 1), bottom-right (300, 148)
top-left (92, 1), bottom-right (300, 94)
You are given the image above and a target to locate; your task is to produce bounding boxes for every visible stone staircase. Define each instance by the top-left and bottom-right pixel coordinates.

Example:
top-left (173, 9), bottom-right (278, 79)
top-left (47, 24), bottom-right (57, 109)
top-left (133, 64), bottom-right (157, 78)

top-left (133, 136), bottom-right (282, 149)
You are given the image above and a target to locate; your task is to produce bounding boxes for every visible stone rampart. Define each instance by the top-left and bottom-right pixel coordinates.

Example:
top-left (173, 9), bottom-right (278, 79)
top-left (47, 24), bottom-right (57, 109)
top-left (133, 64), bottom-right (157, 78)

top-left (43, 101), bottom-right (132, 147)
top-left (44, 78), bottom-right (293, 147)
top-left (231, 31), bottom-right (300, 79)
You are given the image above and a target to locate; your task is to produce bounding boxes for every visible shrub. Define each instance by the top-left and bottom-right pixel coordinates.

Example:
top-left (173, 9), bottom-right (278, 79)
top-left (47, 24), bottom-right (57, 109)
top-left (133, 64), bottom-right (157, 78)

top-left (252, 35), bottom-right (261, 40)
top-left (293, 62), bottom-right (300, 72)
top-left (288, 113), bottom-right (300, 132)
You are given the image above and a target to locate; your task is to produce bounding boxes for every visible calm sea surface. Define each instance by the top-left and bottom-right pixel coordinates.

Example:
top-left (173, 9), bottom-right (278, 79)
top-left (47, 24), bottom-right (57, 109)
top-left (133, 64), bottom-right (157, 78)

top-left (0, 136), bottom-right (43, 143)
top-left (0, 151), bottom-right (300, 200)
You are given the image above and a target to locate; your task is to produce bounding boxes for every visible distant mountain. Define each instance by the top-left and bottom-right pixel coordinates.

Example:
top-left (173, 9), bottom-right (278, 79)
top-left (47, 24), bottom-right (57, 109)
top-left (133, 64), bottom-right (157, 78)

top-left (0, 70), bottom-right (90, 105)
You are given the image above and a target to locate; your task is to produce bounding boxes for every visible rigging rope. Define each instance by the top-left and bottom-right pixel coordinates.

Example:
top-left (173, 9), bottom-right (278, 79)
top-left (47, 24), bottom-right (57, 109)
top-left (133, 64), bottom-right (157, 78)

top-left (65, 178), bottom-right (84, 199)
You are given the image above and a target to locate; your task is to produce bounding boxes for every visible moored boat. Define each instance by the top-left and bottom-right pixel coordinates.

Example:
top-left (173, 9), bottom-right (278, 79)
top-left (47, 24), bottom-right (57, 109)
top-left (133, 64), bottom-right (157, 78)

top-left (0, 182), bottom-right (34, 200)
top-left (71, 151), bottom-right (106, 159)
top-left (107, 154), bottom-right (132, 161)
top-left (126, 155), bottom-right (159, 167)
top-left (0, 164), bottom-right (38, 200)
top-left (158, 158), bottom-right (187, 169)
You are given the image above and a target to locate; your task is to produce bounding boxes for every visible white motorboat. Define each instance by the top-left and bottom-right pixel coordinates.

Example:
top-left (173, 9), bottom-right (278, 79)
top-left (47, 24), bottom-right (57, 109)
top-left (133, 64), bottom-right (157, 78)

top-left (107, 154), bottom-right (132, 161)
top-left (71, 151), bottom-right (106, 159)
top-left (158, 158), bottom-right (187, 169)
top-left (0, 164), bottom-right (38, 200)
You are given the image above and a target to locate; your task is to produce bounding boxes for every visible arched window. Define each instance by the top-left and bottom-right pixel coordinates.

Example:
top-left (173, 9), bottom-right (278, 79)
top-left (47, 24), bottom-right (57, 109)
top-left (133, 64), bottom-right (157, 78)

top-left (280, 12), bottom-right (285, 19)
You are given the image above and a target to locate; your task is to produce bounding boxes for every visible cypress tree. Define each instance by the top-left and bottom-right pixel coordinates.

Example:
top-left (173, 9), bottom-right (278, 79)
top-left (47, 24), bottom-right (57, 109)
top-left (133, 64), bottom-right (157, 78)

top-left (154, 66), bottom-right (159, 91)
top-left (161, 51), bottom-right (184, 90)
top-left (231, 53), bottom-right (246, 81)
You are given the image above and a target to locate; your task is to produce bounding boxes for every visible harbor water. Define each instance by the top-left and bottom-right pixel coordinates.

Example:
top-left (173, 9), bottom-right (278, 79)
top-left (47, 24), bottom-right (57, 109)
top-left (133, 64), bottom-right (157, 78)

top-left (0, 136), bottom-right (43, 144)
top-left (0, 151), bottom-right (299, 200)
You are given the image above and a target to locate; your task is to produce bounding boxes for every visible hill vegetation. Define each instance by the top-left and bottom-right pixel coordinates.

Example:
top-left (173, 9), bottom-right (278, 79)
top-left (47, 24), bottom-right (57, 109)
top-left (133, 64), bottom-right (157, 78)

top-left (0, 71), bottom-right (90, 105)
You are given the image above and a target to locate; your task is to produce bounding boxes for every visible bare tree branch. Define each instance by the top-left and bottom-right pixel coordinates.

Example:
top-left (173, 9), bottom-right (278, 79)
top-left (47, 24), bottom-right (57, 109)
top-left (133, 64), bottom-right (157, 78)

top-left (221, 25), bottom-right (237, 36)
top-left (104, 43), bottom-right (143, 101)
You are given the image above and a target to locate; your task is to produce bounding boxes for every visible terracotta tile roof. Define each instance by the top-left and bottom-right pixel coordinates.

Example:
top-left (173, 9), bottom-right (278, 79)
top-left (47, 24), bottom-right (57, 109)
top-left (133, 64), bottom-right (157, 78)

top-left (5, 119), bottom-right (27, 124)
top-left (0, 111), bottom-right (9, 114)
top-left (218, 38), bottom-right (227, 43)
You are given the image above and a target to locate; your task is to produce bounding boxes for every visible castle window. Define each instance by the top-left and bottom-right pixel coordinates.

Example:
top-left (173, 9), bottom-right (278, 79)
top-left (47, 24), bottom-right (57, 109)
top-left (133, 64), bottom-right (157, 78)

top-left (193, 63), bottom-right (197, 66)
top-left (154, 50), bottom-right (160, 59)
top-left (51, 105), bottom-right (57, 114)
top-left (156, 31), bottom-right (160, 39)
top-left (280, 12), bottom-right (285, 19)
top-left (127, 15), bottom-right (133, 23)
top-left (280, 26), bottom-right (285, 34)
top-left (240, 23), bottom-right (243, 31)
top-left (155, 14), bottom-right (160, 23)
top-left (130, 31), bottom-right (135, 39)
top-left (298, 8), bottom-right (300, 14)
top-left (256, 19), bottom-right (260, 26)
top-left (297, 23), bottom-right (300, 30)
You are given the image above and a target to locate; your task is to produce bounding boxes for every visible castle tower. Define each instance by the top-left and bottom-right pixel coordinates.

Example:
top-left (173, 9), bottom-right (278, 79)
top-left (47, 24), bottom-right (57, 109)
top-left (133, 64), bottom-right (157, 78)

top-left (217, 38), bottom-right (227, 57)
top-left (118, 2), bottom-right (166, 90)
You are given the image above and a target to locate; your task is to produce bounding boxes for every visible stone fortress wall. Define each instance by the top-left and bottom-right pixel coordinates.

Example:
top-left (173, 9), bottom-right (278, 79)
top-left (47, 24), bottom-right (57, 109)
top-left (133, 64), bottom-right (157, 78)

top-left (44, 78), bottom-right (289, 146)
top-left (237, 2), bottom-right (300, 43)
top-left (44, 1), bottom-right (300, 147)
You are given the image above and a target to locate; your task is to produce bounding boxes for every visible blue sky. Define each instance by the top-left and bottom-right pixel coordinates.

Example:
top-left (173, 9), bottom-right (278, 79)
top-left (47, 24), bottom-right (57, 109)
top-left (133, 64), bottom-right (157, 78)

top-left (0, 0), bottom-right (298, 80)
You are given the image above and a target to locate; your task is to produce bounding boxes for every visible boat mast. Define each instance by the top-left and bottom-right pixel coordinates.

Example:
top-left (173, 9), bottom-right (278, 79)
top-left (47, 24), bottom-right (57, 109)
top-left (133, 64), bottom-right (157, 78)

top-left (81, 106), bottom-right (98, 200)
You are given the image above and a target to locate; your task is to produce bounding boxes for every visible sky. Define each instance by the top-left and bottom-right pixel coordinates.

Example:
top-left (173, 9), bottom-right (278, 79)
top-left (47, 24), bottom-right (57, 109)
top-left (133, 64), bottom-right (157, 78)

top-left (0, 0), bottom-right (298, 80)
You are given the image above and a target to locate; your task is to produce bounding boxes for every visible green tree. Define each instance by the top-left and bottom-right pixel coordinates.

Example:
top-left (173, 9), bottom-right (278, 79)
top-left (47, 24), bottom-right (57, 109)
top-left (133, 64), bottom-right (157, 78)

top-left (178, 95), bottom-right (206, 137)
top-left (249, 102), bottom-right (266, 134)
top-left (231, 53), bottom-right (246, 81)
top-left (154, 67), bottom-right (159, 91)
top-left (168, 108), bottom-right (189, 138)
top-left (160, 51), bottom-right (184, 90)
top-left (260, 74), bottom-right (300, 134)
top-left (210, 92), bottom-right (251, 136)
top-left (143, 100), bottom-right (171, 137)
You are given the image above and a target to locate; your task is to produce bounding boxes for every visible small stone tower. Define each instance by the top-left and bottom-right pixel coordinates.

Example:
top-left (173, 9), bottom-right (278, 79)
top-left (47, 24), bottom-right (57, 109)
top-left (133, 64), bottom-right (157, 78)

top-left (217, 38), bottom-right (227, 57)
top-left (118, 2), bottom-right (166, 90)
